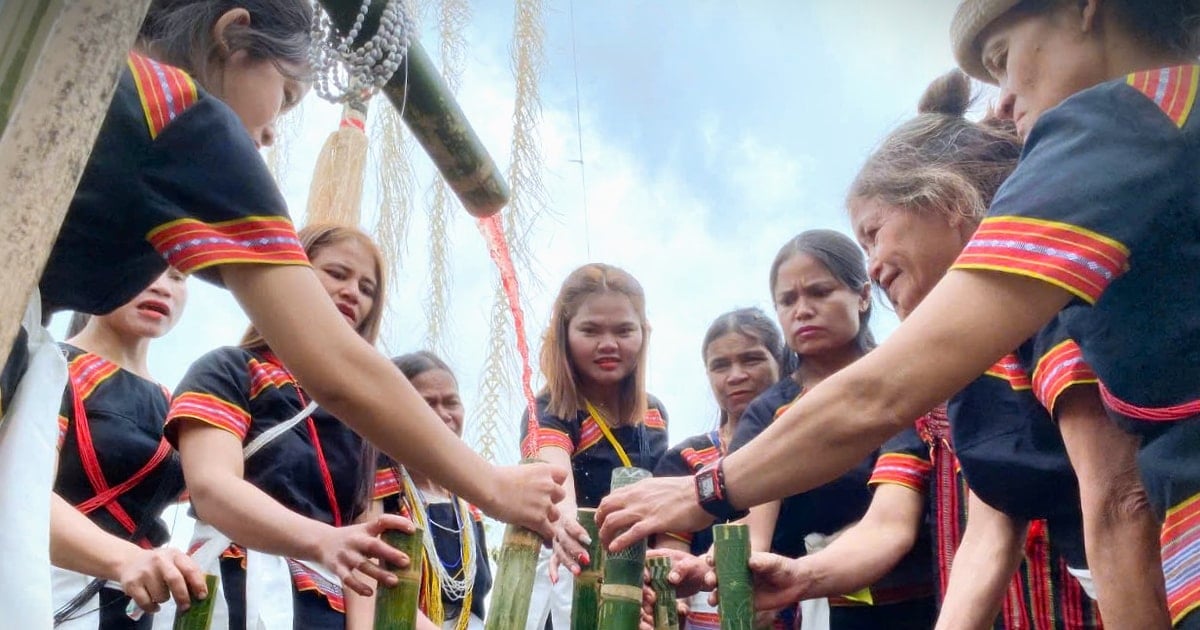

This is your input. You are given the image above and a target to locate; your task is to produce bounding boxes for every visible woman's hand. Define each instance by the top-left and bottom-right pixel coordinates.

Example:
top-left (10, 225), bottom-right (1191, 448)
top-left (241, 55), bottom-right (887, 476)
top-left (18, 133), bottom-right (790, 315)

top-left (116, 547), bottom-right (208, 613)
top-left (706, 551), bottom-right (811, 612)
top-left (482, 463), bottom-right (567, 541)
top-left (597, 476), bottom-right (712, 552)
top-left (646, 547), bottom-right (709, 599)
top-left (313, 513), bottom-right (416, 596)
top-left (549, 506), bottom-right (590, 581)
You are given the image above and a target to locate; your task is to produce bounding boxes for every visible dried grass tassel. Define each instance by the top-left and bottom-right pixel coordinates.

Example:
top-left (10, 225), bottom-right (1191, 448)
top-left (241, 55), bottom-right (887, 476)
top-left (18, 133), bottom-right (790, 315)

top-left (305, 102), bottom-right (369, 227)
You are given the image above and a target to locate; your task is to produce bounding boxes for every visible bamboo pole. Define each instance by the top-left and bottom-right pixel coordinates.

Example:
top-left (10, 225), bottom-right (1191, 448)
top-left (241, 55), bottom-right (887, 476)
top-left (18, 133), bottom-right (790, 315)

top-left (376, 527), bottom-right (427, 630)
top-left (0, 0), bottom-right (152, 401)
top-left (571, 508), bottom-right (605, 630)
top-left (647, 557), bottom-right (679, 630)
top-left (172, 574), bottom-right (220, 630)
top-left (598, 467), bottom-right (651, 630)
top-left (713, 524), bottom-right (754, 630)
top-left (315, 0), bottom-right (510, 218)
top-left (483, 458), bottom-right (544, 630)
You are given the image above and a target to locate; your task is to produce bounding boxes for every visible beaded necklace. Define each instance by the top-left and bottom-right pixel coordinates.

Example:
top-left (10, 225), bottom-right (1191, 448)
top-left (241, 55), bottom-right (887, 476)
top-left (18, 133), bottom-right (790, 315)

top-left (397, 466), bottom-right (477, 630)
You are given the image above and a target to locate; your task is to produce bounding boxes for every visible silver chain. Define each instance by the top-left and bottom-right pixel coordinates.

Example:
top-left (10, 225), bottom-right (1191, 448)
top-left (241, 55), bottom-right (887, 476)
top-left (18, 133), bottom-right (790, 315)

top-left (309, 0), bottom-right (414, 105)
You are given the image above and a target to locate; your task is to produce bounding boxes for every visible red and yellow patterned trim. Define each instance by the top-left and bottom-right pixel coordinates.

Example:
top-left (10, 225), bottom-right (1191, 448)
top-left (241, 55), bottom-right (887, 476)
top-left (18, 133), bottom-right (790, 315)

top-left (288, 558), bottom-right (345, 613)
top-left (127, 53), bottom-right (198, 140)
top-left (146, 216), bottom-right (308, 277)
top-left (985, 354), bottom-right (1033, 391)
top-left (374, 467), bottom-right (401, 500)
top-left (69, 353), bottom-right (121, 401)
top-left (644, 408), bottom-right (666, 430)
top-left (1128, 65), bottom-right (1200, 128)
top-left (168, 392), bottom-right (252, 440)
top-left (576, 417), bottom-right (603, 454)
top-left (662, 531), bottom-right (693, 545)
top-left (1031, 340), bottom-right (1098, 414)
top-left (57, 414), bottom-right (70, 450)
top-left (536, 427), bottom-right (573, 455)
top-left (1100, 382), bottom-right (1200, 423)
top-left (953, 216), bottom-right (1129, 304)
top-left (1162, 493), bottom-right (1200, 624)
top-left (868, 452), bottom-right (932, 494)
top-left (680, 444), bottom-right (720, 472)
top-left (248, 357), bottom-right (297, 399)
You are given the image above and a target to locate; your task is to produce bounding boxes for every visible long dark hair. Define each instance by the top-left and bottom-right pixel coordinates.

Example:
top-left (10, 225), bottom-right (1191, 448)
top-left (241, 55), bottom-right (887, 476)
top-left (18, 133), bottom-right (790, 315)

top-left (769, 229), bottom-right (875, 372)
top-left (701, 307), bottom-right (786, 428)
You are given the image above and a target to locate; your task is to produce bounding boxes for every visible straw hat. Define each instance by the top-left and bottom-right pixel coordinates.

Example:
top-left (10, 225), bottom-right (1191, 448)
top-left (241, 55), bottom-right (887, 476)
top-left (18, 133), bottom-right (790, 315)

top-left (951, 0), bottom-right (1020, 84)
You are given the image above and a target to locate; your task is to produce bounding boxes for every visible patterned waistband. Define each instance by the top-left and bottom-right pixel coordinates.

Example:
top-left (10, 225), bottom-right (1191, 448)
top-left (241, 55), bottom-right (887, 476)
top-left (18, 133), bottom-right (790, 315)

top-left (915, 405), bottom-right (950, 443)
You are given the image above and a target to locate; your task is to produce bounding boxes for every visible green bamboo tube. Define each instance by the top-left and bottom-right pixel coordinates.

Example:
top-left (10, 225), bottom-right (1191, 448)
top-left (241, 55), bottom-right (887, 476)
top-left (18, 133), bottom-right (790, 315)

top-left (571, 508), bottom-right (605, 630)
top-left (713, 524), bottom-right (754, 630)
top-left (172, 574), bottom-right (219, 630)
top-left (485, 523), bottom-right (542, 630)
top-left (375, 526), bottom-right (427, 630)
top-left (647, 557), bottom-right (680, 630)
top-left (315, 0), bottom-right (510, 218)
top-left (597, 467), bottom-right (651, 630)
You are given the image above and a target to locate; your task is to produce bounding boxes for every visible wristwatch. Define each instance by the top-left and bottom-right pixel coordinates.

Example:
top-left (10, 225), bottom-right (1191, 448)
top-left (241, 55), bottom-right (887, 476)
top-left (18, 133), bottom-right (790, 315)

top-left (694, 458), bottom-right (748, 522)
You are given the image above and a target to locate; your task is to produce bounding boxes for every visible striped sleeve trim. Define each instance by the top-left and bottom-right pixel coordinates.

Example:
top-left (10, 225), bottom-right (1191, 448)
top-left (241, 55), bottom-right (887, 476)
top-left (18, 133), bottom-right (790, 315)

top-left (952, 217), bottom-right (1129, 304)
top-left (69, 353), bottom-right (121, 400)
top-left (868, 453), bottom-right (931, 494)
top-left (373, 468), bottom-right (400, 500)
top-left (57, 415), bottom-right (69, 451)
top-left (168, 392), bottom-right (251, 440)
top-left (985, 354), bottom-right (1033, 391)
top-left (644, 409), bottom-right (667, 429)
top-left (537, 428), bottom-right (574, 455)
top-left (662, 531), bottom-right (693, 545)
top-left (1162, 493), bottom-right (1200, 624)
top-left (247, 357), bottom-right (296, 399)
top-left (127, 53), bottom-right (198, 139)
top-left (288, 559), bottom-right (345, 613)
top-left (146, 216), bottom-right (309, 276)
top-left (1032, 340), bottom-right (1098, 413)
top-left (1128, 65), bottom-right (1199, 128)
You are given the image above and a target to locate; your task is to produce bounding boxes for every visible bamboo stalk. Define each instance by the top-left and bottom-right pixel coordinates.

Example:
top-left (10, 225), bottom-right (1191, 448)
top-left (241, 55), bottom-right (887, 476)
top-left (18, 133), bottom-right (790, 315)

top-left (571, 508), bottom-right (605, 630)
top-left (375, 527), bottom-right (427, 630)
top-left (172, 574), bottom-right (220, 630)
top-left (315, 0), bottom-right (510, 218)
top-left (598, 467), bottom-right (651, 630)
top-left (647, 556), bottom-right (680, 630)
top-left (485, 523), bottom-right (542, 630)
top-left (713, 524), bottom-right (754, 630)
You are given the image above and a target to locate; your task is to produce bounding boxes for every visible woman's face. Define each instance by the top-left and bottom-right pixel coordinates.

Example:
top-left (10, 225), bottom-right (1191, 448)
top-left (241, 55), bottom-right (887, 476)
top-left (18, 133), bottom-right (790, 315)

top-left (772, 253), bottom-right (867, 358)
top-left (704, 332), bottom-right (779, 423)
top-left (102, 269), bottom-right (188, 339)
top-left (567, 291), bottom-right (644, 391)
top-left (979, 2), bottom-right (1109, 139)
top-left (310, 238), bottom-right (378, 336)
top-left (850, 197), bottom-right (974, 320)
top-left (411, 368), bottom-right (464, 437)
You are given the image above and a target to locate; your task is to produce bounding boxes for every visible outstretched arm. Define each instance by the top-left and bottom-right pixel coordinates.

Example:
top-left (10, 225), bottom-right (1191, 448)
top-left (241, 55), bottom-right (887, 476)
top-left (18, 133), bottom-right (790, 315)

top-left (220, 264), bottom-right (565, 538)
top-left (935, 492), bottom-right (1026, 630)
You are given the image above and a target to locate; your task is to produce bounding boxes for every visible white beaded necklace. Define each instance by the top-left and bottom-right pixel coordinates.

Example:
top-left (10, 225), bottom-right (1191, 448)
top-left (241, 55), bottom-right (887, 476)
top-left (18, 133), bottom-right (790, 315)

top-left (309, 0), bottom-right (415, 104)
top-left (398, 466), bottom-right (477, 602)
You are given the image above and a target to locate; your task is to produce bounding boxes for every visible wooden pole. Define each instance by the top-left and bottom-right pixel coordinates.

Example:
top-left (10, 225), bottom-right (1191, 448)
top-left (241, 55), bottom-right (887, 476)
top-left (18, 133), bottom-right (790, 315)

top-left (570, 508), bottom-right (605, 630)
top-left (712, 524), bottom-right (754, 630)
top-left (598, 467), bottom-right (651, 630)
top-left (375, 527), bottom-right (427, 630)
top-left (315, 0), bottom-right (510, 218)
top-left (647, 557), bottom-right (680, 630)
top-left (172, 574), bottom-right (220, 630)
top-left (0, 0), bottom-right (152, 397)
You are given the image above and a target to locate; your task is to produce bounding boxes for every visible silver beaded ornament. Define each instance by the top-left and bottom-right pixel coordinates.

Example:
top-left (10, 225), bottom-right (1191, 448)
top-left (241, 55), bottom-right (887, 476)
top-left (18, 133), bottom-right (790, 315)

top-left (310, 0), bottom-right (415, 105)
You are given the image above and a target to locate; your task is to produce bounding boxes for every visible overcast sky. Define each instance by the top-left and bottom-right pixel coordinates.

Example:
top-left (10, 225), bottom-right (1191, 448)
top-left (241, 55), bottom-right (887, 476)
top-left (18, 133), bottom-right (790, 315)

top-left (54, 0), bottom-right (975, 544)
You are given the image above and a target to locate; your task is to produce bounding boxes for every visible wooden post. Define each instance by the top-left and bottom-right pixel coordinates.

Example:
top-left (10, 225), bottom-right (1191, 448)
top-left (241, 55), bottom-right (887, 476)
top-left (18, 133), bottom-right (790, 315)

top-left (0, 0), bottom-right (152, 385)
top-left (172, 574), bottom-right (220, 630)
top-left (375, 527), bottom-right (427, 630)
top-left (315, 0), bottom-right (511, 218)
top-left (598, 467), bottom-right (651, 630)
top-left (712, 524), bottom-right (754, 630)
top-left (570, 508), bottom-right (605, 630)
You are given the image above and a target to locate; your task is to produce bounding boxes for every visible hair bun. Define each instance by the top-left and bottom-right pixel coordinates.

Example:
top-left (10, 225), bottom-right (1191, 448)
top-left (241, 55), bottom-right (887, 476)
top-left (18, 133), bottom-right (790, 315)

top-left (918, 69), bottom-right (973, 117)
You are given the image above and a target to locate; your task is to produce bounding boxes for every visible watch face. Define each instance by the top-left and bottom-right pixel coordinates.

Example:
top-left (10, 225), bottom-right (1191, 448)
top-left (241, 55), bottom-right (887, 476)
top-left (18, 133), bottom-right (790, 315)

top-left (698, 475), bottom-right (716, 498)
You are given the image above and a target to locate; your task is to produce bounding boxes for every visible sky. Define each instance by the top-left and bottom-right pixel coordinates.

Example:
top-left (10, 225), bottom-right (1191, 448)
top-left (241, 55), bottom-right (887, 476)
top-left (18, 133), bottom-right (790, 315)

top-left (52, 0), bottom-right (976, 546)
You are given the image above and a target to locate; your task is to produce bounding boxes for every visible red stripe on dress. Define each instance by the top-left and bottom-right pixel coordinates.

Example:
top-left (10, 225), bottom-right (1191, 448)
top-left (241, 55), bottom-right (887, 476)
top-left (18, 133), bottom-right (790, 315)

top-left (128, 54), bottom-right (169, 137)
top-left (537, 428), bottom-right (573, 455)
top-left (868, 452), bottom-right (932, 494)
top-left (1032, 341), bottom-right (1097, 413)
top-left (1163, 493), bottom-right (1200, 624)
top-left (985, 354), bottom-right (1033, 391)
top-left (953, 217), bottom-right (1129, 305)
top-left (69, 354), bottom-right (121, 400)
top-left (644, 409), bottom-right (666, 429)
top-left (248, 357), bottom-right (296, 399)
top-left (374, 468), bottom-right (401, 499)
top-left (1127, 65), bottom-right (1200, 128)
top-left (576, 417), bottom-right (603, 453)
top-left (169, 392), bottom-right (252, 439)
top-left (288, 559), bottom-right (345, 612)
top-left (146, 217), bottom-right (308, 276)
top-left (680, 445), bottom-right (720, 472)
top-left (1098, 381), bottom-right (1200, 422)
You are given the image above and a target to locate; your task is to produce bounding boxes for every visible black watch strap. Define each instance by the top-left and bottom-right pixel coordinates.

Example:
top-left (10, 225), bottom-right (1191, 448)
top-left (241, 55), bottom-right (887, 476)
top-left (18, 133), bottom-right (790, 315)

top-left (695, 458), bottom-right (748, 522)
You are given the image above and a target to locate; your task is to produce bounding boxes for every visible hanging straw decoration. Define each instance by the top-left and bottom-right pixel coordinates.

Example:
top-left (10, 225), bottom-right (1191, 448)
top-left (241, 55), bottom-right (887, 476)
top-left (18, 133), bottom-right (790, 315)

top-left (372, 103), bottom-right (416, 279)
top-left (648, 557), bottom-right (681, 630)
top-left (571, 508), bottom-right (605, 630)
top-left (713, 524), bottom-right (754, 630)
top-left (305, 101), bottom-right (370, 226)
top-left (598, 467), bottom-right (652, 630)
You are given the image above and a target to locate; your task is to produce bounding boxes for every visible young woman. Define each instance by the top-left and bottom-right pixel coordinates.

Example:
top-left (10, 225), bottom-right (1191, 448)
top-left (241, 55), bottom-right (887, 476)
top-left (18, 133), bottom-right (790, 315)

top-left (0, 5), bottom-right (563, 622)
top-left (524, 263), bottom-right (669, 630)
top-left (48, 269), bottom-right (205, 629)
top-left (369, 352), bottom-right (492, 630)
top-left (166, 224), bottom-right (409, 629)
top-left (598, 3), bottom-right (1192, 621)
top-left (711, 71), bottom-right (1117, 629)
top-left (652, 307), bottom-right (786, 630)
top-left (732, 230), bottom-right (936, 629)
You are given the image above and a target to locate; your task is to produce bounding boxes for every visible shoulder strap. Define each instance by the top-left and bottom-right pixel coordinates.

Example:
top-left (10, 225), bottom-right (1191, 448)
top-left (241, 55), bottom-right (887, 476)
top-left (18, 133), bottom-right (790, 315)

top-left (242, 400), bottom-right (318, 460)
top-left (584, 401), bottom-right (632, 467)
